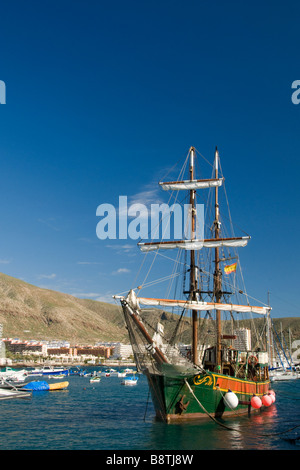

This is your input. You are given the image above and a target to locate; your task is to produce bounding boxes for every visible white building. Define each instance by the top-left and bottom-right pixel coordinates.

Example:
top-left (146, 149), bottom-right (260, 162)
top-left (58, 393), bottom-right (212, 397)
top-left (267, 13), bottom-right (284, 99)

top-left (112, 343), bottom-right (133, 359)
top-left (233, 328), bottom-right (251, 351)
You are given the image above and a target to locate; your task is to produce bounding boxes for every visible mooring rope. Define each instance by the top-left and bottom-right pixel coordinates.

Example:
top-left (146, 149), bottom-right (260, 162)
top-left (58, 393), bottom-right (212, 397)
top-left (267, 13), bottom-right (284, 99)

top-left (184, 379), bottom-right (243, 431)
top-left (143, 384), bottom-right (151, 421)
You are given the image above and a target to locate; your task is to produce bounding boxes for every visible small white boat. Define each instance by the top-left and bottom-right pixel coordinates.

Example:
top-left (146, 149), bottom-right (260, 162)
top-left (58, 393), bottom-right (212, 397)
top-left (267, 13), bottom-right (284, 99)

top-left (80, 371), bottom-right (93, 377)
top-left (0, 367), bottom-right (27, 382)
top-left (270, 369), bottom-right (300, 382)
top-left (102, 368), bottom-right (117, 377)
top-left (90, 376), bottom-right (101, 383)
top-left (121, 375), bottom-right (138, 386)
top-left (117, 370), bottom-right (127, 377)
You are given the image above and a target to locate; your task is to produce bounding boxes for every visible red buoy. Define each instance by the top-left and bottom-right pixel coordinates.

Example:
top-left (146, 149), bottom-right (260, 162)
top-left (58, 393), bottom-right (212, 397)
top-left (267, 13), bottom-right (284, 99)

top-left (251, 395), bottom-right (262, 409)
top-left (261, 394), bottom-right (273, 407)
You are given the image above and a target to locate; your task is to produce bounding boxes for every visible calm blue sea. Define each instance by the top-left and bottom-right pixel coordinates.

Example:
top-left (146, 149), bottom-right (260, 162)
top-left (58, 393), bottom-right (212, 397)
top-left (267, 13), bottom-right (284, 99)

top-left (0, 367), bottom-right (299, 452)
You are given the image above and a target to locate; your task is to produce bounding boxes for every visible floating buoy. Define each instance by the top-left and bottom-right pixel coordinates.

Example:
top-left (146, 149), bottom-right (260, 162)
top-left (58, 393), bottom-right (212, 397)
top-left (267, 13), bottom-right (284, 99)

top-left (268, 391), bottom-right (276, 403)
top-left (250, 395), bottom-right (262, 409)
top-left (223, 389), bottom-right (239, 409)
top-left (261, 394), bottom-right (273, 407)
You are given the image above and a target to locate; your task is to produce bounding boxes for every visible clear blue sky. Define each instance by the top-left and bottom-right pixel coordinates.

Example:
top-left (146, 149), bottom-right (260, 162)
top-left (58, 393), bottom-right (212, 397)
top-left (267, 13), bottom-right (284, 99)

top-left (0, 0), bottom-right (299, 318)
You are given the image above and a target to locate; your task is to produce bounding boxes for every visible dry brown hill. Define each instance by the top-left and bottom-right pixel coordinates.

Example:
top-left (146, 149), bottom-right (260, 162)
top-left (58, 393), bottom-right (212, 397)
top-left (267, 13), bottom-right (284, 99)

top-left (0, 272), bottom-right (127, 344)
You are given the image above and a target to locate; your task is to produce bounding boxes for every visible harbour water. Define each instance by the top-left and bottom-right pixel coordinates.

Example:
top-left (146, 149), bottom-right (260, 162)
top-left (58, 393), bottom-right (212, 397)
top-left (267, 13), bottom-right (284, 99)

top-left (0, 367), bottom-right (299, 451)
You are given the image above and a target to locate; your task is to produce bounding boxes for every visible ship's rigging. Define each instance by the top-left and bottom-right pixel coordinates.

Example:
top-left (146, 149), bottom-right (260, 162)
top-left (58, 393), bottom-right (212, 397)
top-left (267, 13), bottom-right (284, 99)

top-left (114, 146), bottom-right (270, 373)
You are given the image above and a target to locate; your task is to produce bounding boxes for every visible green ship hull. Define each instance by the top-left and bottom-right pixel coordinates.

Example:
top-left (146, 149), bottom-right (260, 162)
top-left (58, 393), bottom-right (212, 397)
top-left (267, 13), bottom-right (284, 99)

top-left (146, 370), bottom-right (270, 422)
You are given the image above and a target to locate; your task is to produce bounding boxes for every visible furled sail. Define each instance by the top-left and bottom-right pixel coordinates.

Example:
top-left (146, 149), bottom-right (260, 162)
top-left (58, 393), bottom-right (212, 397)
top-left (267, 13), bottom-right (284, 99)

top-left (135, 296), bottom-right (271, 316)
top-left (159, 178), bottom-right (223, 191)
top-left (138, 237), bottom-right (250, 252)
top-left (113, 290), bottom-right (271, 316)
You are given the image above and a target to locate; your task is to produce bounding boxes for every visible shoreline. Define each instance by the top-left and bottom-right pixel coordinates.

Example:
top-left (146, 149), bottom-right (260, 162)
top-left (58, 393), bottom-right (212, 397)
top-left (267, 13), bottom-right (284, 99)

top-left (9, 361), bottom-right (136, 368)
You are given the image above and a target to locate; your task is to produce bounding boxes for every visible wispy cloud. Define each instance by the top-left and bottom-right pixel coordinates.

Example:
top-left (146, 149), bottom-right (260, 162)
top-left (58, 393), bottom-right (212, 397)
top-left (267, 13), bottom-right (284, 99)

top-left (116, 185), bottom-right (164, 220)
top-left (0, 259), bottom-right (11, 264)
top-left (37, 273), bottom-right (57, 280)
top-left (112, 268), bottom-right (131, 275)
top-left (71, 291), bottom-right (115, 303)
top-left (106, 244), bottom-right (136, 253)
top-left (71, 292), bottom-right (101, 298)
top-left (95, 294), bottom-right (116, 303)
top-left (128, 187), bottom-right (163, 206)
top-left (38, 218), bottom-right (61, 231)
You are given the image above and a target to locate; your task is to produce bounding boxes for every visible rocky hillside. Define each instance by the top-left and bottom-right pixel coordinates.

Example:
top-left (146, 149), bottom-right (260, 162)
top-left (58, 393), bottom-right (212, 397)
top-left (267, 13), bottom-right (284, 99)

top-left (0, 272), bottom-right (128, 344)
top-left (0, 272), bottom-right (299, 347)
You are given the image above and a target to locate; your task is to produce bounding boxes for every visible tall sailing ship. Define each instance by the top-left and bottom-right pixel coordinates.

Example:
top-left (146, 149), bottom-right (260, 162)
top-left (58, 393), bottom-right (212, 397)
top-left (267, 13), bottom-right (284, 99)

top-left (114, 146), bottom-right (272, 422)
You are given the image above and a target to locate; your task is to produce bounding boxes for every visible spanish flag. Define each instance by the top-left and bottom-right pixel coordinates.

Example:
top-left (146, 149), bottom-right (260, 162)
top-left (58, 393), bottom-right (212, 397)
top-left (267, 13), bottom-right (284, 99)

top-left (224, 262), bottom-right (237, 274)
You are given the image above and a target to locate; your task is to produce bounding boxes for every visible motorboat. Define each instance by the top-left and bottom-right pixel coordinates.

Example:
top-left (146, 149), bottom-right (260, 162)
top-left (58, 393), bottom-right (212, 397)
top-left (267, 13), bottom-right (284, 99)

top-left (26, 365), bottom-right (69, 376)
top-left (0, 367), bottom-right (28, 382)
top-left (90, 376), bottom-right (101, 383)
top-left (121, 375), bottom-right (138, 386)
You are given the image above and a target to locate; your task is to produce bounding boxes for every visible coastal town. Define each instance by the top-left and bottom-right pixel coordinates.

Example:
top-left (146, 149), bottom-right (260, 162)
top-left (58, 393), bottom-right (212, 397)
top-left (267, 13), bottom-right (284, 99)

top-left (1, 325), bottom-right (300, 371)
top-left (0, 331), bottom-right (135, 366)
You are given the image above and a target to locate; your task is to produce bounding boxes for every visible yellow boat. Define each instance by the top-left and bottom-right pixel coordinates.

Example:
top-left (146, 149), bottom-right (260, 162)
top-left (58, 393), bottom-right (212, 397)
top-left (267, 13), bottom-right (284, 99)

top-left (48, 381), bottom-right (69, 390)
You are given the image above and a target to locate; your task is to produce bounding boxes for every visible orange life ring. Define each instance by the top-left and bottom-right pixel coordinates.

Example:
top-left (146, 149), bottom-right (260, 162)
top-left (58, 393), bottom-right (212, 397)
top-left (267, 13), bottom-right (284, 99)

top-left (248, 355), bottom-right (258, 366)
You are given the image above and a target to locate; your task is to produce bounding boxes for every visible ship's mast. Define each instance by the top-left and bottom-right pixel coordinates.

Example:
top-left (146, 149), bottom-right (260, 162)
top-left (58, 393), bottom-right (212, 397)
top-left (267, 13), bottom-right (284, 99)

top-left (214, 147), bottom-right (222, 369)
top-left (266, 291), bottom-right (273, 367)
top-left (189, 146), bottom-right (199, 365)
